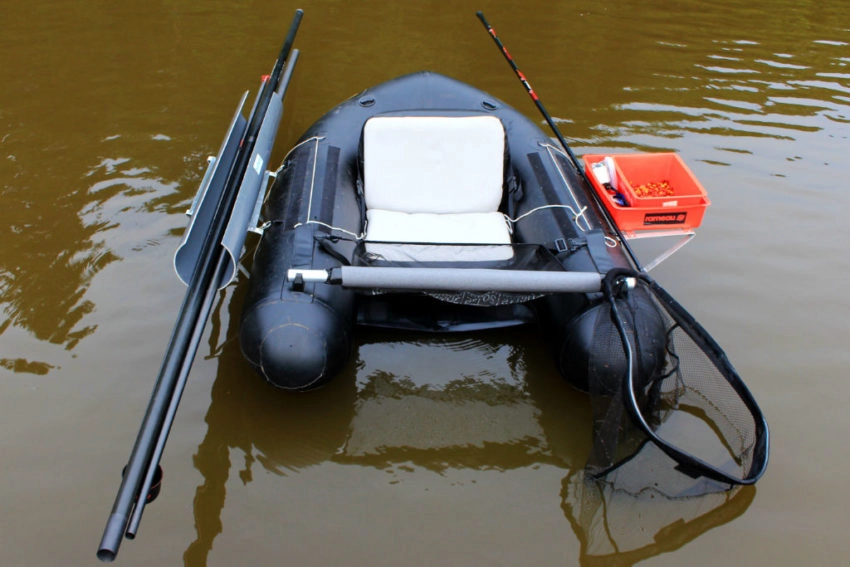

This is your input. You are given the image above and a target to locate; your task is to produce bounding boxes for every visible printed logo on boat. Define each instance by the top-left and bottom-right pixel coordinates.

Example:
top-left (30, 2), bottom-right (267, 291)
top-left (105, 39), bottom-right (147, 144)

top-left (643, 211), bottom-right (688, 225)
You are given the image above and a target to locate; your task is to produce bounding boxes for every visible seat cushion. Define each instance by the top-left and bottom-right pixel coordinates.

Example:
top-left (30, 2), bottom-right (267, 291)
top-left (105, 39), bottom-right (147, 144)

top-left (363, 115), bottom-right (506, 214)
top-left (366, 209), bottom-right (511, 243)
top-left (365, 209), bottom-right (513, 262)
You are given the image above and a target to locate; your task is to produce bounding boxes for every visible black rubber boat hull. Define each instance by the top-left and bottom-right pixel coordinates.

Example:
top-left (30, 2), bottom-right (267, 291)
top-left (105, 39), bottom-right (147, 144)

top-left (240, 72), bottom-right (665, 390)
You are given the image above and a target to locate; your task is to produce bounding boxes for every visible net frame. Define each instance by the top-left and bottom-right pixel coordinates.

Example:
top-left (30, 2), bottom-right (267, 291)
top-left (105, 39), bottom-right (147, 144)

top-left (601, 268), bottom-right (769, 485)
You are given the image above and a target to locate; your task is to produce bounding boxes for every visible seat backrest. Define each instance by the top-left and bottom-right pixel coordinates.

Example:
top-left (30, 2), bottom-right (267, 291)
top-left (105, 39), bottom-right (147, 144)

top-left (363, 115), bottom-right (506, 214)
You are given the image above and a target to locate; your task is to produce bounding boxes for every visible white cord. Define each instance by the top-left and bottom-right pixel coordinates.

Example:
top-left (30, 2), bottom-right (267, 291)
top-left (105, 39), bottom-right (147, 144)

top-left (541, 143), bottom-right (594, 232)
top-left (292, 220), bottom-right (365, 240)
top-left (505, 204), bottom-right (590, 228)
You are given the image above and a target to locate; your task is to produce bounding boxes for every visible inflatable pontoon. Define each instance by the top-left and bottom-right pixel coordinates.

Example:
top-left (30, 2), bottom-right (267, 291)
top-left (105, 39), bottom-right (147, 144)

top-left (238, 71), bottom-right (665, 391)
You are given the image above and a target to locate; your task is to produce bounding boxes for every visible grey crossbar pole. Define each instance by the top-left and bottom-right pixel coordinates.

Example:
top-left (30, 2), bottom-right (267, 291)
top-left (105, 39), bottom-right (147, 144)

top-left (331, 267), bottom-right (602, 293)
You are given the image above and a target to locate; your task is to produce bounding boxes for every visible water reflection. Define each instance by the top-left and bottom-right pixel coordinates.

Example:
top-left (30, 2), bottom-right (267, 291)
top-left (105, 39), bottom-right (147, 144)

top-left (1, 0), bottom-right (224, 376)
top-left (1, 157), bottom-right (113, 353)
top-left (183, 282), bottom-right (357, 566)
top-left (335, 335), bottom-right (562, 473)
top-left (563, 468), bottom-right (755, 566)
top-left (0, 141), bottom-right (190, 374)
top-left (186, 282), bottom-right (754, 566)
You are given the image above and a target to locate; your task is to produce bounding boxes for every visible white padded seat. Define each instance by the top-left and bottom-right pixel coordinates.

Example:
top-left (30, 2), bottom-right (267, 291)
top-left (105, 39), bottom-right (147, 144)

top-left (365, 210), bottom-right (511, 262)
top-left (362, 115), bottom-right (512, 261)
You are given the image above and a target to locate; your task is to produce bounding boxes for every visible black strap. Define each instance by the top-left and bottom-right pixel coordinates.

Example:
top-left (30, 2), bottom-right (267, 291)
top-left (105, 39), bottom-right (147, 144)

top-left (586, 230), bottom-right (614, 274)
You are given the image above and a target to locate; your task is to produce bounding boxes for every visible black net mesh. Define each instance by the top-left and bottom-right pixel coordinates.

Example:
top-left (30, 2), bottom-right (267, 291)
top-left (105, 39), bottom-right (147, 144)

top-left (588, 270), bottom-right (768, 486)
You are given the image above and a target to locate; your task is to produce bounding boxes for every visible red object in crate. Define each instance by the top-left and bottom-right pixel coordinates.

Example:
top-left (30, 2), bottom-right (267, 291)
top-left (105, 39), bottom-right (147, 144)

top-left (583, 153), bottom-right (711, 232)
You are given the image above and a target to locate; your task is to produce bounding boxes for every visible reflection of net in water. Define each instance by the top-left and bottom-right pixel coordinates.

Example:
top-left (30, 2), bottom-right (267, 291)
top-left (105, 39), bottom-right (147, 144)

top-left (562, 460), bottom-right (757, 567)
top-left (589, 272), bottom-right (768, 486)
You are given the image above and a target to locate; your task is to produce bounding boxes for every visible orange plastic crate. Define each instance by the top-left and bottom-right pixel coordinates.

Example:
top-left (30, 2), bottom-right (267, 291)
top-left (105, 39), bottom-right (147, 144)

top-left (583, 153), bottom-right (711, 232)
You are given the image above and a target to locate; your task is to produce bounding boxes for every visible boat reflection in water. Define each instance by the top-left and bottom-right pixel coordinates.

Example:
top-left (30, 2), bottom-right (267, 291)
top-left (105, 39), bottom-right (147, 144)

top-left (185, 286), bottom-right (753, 566)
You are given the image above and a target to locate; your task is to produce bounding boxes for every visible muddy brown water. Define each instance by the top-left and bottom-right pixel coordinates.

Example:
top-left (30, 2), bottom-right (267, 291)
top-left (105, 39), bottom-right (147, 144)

top-left (2, 1), bottom-right (849, 565)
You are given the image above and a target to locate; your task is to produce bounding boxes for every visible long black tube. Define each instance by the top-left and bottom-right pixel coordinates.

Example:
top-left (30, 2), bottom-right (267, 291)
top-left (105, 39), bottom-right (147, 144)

top-left (96, 9), bottom-right (303, 561)
top-left (476, 11), bottom-right (642, 270)
top-left (124, 255), bottom-right (229, 539)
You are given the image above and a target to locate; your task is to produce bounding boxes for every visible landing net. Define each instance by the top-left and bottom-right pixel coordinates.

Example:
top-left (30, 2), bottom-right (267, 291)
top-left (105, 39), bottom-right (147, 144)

top-left (589, 269), bottom-right (768, 485)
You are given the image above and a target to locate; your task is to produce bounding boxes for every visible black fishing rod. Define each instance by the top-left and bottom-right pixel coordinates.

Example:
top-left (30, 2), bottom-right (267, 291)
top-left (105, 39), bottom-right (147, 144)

top-left (476, 11), bottom-right (642, 270)
top-left (96, 9), bottom-right (303, 562)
